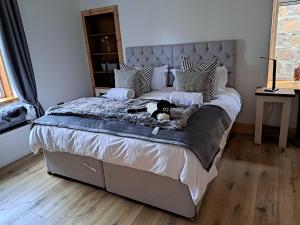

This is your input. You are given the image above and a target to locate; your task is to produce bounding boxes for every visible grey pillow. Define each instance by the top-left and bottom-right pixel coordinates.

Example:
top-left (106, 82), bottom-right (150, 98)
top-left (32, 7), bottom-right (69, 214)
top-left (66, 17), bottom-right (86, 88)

top-left (114, 69), bottom-right (138, 92)
top-left (175, 70), bottom-right (211, 102)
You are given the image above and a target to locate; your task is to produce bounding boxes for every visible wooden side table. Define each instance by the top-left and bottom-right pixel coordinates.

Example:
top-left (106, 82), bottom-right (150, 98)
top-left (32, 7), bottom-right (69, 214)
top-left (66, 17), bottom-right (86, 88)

top-left (254, 87), bottom-right (295, 148)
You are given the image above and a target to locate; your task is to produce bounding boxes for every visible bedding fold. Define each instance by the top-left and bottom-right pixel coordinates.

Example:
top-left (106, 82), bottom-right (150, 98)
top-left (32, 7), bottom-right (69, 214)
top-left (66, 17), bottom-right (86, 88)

top-left (32, 105), bottom-right (231, 171)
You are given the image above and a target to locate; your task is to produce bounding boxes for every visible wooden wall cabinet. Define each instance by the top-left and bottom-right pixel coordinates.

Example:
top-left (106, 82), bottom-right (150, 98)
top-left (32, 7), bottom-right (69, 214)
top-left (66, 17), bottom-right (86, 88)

top-left (81, 5), bottom-right (123, 95)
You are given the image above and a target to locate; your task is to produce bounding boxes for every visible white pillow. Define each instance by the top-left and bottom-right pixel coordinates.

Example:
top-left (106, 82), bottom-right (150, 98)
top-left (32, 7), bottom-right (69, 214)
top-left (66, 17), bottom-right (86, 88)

top-left (170, 68), bottom-right (180, 87)
top-left (170, 68), bottom-right (180, 76)
top-left (215, 66), bottom-right (228, 94)
top-left (151, 65), bottom-right (168, 91)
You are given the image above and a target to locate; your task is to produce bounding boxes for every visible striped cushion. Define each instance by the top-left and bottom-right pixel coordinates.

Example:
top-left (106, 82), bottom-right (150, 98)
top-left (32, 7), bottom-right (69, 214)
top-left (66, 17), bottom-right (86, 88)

top-left (181, 57), bottom-right (219, 101)
top-left (120, 64), bottom-right (135, 71)
top-left (120, 64), bottom-right (154, 96)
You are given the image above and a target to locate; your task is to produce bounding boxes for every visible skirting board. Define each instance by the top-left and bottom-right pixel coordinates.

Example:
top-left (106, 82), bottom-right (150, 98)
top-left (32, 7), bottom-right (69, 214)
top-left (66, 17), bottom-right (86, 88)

top-left (232, 122), bottom-right (296, 138)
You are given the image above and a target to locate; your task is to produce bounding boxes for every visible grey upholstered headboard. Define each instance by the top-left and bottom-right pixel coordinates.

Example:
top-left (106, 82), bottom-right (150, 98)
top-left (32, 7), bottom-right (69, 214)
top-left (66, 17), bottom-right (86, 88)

top-left (125, 40), bottom-right (236, 87)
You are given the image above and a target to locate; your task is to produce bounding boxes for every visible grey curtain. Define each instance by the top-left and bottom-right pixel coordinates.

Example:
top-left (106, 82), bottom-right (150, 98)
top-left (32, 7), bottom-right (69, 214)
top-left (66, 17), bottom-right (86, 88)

top-left (0, 0), bottom-right (44, 117)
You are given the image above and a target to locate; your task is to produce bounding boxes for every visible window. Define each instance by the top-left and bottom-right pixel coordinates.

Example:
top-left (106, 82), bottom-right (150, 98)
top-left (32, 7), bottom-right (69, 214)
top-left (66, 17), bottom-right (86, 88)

top-left (0, 51), bottom-right (16, 104)
top-left (268, 0), bottom-right (300, 87)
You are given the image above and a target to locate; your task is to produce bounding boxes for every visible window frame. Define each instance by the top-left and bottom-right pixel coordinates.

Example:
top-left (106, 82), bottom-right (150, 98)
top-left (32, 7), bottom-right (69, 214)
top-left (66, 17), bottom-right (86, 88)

top-left (268, 0), bottom-right (280, 82)
top-left (0, 78), bottom-right (5, 98)
top-left (0, 51), bottom-right (17, 105)
top-left (267, 0), bottom-right (300, 89)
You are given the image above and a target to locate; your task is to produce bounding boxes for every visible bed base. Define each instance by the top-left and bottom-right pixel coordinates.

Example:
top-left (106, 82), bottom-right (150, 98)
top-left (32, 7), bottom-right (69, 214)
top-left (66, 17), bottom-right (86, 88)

top-left (44, 150), bottom-right (106, 188)
top-left (43, 150), bottom-right (201, 218)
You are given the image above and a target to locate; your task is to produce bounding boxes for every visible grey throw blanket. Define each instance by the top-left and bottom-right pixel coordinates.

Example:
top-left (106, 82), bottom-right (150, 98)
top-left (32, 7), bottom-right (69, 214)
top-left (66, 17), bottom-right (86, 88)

top-left (33, 105), bottom-right (231, 171)
top-left (46, 97), bottom-right (198, 130)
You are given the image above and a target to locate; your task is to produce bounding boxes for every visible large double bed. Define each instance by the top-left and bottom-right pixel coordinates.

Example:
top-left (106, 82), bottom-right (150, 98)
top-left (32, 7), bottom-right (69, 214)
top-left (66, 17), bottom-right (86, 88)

top-left (29, 40), bottom-right (241, 218)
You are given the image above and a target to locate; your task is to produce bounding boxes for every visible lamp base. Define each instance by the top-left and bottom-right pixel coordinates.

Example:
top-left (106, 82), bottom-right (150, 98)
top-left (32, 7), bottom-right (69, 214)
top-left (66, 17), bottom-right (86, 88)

top-left (264, 88), bottom-right (279, 92)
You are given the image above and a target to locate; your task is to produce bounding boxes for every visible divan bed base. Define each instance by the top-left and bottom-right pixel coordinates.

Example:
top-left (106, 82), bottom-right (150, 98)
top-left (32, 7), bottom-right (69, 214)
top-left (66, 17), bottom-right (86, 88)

top-left (42, 149), bottom-right (201, 218)
top-left (43, 150), bottom-right (106, 188)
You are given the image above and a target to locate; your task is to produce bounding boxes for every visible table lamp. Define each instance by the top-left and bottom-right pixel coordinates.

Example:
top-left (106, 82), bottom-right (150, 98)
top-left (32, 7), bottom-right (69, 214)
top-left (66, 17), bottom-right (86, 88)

top-left (260, 57), bottom-right (279, 92)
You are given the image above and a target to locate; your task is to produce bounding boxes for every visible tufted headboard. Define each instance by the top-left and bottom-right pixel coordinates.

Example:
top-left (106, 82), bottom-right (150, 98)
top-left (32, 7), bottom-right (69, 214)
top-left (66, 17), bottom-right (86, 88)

top-left (126, 40), bottom-right (236, 87)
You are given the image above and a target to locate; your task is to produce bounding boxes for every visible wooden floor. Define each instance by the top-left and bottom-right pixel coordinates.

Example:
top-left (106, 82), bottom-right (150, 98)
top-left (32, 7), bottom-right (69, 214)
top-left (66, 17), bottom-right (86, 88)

top-left (0, 134), bottom-right (300, 225)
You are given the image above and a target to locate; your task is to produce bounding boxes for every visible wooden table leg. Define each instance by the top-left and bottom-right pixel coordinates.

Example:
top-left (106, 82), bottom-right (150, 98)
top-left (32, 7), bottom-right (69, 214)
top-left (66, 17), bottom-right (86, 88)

top-left (255, 97), bottom-right (264, 144)
top-left (279, 99), bottom-right (292, 148)
top-left (293, 91), bottom-right (300, 146)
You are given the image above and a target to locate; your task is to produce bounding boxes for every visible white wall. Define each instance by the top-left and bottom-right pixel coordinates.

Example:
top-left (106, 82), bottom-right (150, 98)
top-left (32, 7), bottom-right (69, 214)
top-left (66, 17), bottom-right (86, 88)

top-left (0, 125), bottom-right (31, 168)
top-left (0, 0), bottom-right (91, 168)
top-left (79, 0), bottom-right (299, 127)
top-left (18, 0), bottom-right (91, 109)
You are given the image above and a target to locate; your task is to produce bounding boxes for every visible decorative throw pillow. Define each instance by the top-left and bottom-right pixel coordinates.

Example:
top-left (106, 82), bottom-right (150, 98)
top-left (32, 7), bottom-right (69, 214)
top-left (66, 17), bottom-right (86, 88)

top-left (174, 70), bottom-right (211, 102)
top-left (151, 65), bottom-right (168, 91)
top-left (120, 64), bottom-right (154, 96)
top-left (114, 69), bottom-right (138, 92)
top-left (215, 66), bottom-right (228, 94)
top-left (120, 64), bottom-right (134, 71)
top-left (170, 68), bottom-right (181, 87)
top-left (181, 56), bottom-right (219, 101)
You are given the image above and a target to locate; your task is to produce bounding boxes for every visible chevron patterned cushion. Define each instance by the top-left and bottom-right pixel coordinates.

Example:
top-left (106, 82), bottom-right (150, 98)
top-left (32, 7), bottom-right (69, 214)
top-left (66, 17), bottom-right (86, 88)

top-left (120, 64), bottom-right (154, 97)
top-left (181, 56), bottom-right (219, 101)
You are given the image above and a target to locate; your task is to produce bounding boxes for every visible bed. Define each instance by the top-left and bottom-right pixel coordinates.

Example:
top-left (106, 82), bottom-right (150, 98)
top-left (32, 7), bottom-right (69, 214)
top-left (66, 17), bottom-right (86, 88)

top-left (29, 40), bottom-right (240, 218)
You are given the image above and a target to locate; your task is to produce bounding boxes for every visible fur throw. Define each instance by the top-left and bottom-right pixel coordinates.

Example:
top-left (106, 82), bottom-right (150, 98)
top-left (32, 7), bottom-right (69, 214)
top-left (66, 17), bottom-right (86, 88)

top-left (46, 97), bottom-right (198, 130)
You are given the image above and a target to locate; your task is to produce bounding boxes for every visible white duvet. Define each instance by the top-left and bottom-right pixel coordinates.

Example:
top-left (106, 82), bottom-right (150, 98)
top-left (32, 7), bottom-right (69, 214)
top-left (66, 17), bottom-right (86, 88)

top-left (30, 87), bottom-right (241, 205)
